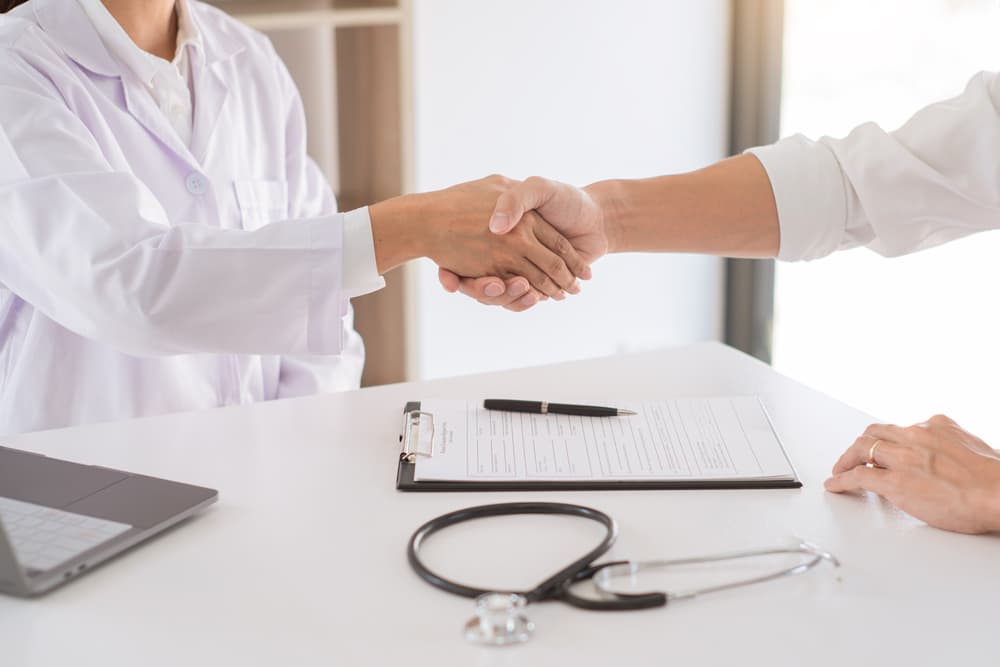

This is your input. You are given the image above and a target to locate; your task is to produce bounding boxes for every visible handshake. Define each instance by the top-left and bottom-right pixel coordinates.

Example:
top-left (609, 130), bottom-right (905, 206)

top-left (368, 174), bottom-right (612, 312)
top-left (368, 155), bottom-right (780, 310)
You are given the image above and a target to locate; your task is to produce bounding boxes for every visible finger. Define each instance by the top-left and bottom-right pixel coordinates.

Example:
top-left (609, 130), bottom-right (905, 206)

top-left (832, 435), bottom-right (909, 474)
top-left (456, 276), bottom-right (531, 306)
top-left (503, 290), bottom-right (542, 312)
top-left (438, 267), bottom-right (461, 293)
top-left (517, 225), bottom-right (580, 295)
top-left (511, 257), bottom-right (568, 300)
top-left (862, 422), bottom-right (911, 443)
top-left (489, 176), bottom-right (561, 234)
top-left (532, 219), bottom-right (590, 285)
top-left (824, 465), bottom-right (897, 497)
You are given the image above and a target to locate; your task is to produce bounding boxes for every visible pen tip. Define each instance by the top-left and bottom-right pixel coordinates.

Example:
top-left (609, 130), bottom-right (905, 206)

top-left (619, 409), bottom-right (638, 416)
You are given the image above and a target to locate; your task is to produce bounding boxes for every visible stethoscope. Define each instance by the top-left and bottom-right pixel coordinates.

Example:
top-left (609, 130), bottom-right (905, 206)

top-left (407, 501), bottom-right (840, 646)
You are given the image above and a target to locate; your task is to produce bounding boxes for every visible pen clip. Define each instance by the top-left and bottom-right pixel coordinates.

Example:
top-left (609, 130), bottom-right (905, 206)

top-left (400, 410), bottom-right (435, 463)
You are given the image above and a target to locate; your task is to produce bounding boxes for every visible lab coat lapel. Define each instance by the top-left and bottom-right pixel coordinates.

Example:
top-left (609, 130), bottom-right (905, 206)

top-left (30, 0), bottom-right (121, 79)
top-left (189, 64), bottom-right (229, 165)
top-left (33, 0), bottom-right (197, 167)
top-left (119, 74), bottom-right (197, 165)
top-left (186, 3), bottom-right (244, 163)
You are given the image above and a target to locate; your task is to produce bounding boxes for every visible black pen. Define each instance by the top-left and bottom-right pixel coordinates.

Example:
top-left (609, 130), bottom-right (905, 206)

top-left (483, 399), bottom-right (637, 418)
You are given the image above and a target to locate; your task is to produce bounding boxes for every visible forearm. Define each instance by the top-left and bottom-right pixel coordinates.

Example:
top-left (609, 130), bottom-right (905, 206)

top-left (587, 154), bottom-right (779, 258)
top-left (369, 193), bottom-right (432, 274)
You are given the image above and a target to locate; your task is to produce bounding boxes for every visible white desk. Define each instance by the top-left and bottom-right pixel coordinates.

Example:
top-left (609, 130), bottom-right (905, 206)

top-left (2, 342), bottom-right (997, 666)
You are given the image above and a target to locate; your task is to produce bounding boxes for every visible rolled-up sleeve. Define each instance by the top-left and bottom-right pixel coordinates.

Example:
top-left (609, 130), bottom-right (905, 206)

top-left (748, 71), bottom-right (1000, 261)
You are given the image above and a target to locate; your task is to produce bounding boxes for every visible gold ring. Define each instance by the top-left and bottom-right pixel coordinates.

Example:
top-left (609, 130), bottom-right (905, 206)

top-left (867, 439), bottom-right (882, 467)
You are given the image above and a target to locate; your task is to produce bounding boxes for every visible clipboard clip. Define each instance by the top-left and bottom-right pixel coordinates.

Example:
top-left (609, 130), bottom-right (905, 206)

top-left (400, 410), bottom-right (435, 463)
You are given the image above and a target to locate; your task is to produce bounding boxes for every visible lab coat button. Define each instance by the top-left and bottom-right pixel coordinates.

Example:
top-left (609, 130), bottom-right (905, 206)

top-left (185, 172), bottom-right (208, 196)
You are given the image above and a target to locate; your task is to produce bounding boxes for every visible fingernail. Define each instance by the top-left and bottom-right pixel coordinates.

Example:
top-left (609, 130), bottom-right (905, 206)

top-left (520, 293), bottom-right (538, 307)
top-left (581, 266), bottom-right (593, 280)
top-left (567, 280), bottom-right (581, 295)
top-left (484, 282), bottom-right (504, 298)
top-left (489, 212), bottom-right (510, 233)
top-left (508, 281), bottom-right (528, 298)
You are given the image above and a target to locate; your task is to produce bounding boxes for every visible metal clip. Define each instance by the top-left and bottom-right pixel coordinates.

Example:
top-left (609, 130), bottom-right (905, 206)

top-left (400, 410), bottom-right (435, 463)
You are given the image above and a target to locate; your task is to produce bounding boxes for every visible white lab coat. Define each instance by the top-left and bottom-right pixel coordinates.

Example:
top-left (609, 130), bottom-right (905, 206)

top-left (0, 0), bottom-right (382, 436)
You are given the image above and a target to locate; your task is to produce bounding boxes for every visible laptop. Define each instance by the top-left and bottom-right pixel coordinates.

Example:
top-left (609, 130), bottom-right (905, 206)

top-left (0, 445), bottom-right (217, 597)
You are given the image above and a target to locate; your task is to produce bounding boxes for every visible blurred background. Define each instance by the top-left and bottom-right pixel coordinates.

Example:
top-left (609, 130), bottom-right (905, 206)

top-left (212, 0), bottom-right (1000, 442)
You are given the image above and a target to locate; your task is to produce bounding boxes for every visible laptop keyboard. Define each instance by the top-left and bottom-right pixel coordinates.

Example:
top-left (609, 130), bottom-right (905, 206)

top-left (0, 496), bottom-right (132, 573)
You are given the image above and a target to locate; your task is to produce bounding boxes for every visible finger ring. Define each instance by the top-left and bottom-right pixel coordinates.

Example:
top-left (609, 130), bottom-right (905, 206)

top-left (867, 439), bottom-right (882, 467)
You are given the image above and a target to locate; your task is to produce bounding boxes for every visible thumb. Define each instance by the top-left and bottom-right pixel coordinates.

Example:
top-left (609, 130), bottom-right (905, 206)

top-left (489, 177), bottom-right (555, 235)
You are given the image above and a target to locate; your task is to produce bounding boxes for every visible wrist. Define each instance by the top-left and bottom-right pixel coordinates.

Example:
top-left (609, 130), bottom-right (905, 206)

top-left (369, 194), bottom-right (431, 274)
top-left (584, 179), bottom-right (625, 254)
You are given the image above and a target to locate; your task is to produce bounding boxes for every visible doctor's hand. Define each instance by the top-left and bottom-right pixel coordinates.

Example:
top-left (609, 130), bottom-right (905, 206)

top-left (437, 177), bottom-right (610, 310)
top-left (825, 414), bottom-right (1000, 534)
top-left (370, 175), bottom-right (590, 301)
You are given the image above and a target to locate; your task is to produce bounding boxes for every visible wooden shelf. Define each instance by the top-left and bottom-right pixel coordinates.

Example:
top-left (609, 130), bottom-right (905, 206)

top-left (208, 0), bottom-right (414, 385)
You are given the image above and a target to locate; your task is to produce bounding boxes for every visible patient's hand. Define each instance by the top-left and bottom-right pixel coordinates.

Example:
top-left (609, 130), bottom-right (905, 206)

top-left (437, 177), bottom-right (609, 310)
top-left (825, 414), bottom-right (1000, 534)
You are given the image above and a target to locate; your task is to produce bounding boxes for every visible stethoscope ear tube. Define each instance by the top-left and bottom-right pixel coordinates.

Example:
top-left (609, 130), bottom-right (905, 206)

top-left (558, 562), bottom-right (669, 610)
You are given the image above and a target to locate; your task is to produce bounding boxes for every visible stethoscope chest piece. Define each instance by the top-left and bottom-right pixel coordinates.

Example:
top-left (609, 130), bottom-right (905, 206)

top-left (464, 592), bottom-right (535, 646)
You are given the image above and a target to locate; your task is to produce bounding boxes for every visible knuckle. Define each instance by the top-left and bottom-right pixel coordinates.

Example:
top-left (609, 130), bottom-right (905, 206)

top-left (553, 236), bottom-right (571, 256)
top-left (547, 257), bottom-right (567, 276)
top-left (525, 175), bottom-right (547, 189)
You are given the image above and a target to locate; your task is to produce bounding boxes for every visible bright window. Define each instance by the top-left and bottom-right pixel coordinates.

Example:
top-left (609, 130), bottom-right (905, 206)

top-left (773, 0), bottom-right (1000, 441)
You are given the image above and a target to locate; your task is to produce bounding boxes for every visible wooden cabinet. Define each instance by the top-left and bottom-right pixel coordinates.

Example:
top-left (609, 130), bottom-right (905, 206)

top-left (207, 0), bottom-right (415, 386)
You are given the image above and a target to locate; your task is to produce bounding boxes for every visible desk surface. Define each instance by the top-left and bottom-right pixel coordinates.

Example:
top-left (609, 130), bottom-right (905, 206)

top-left (2, 342), bottom-right (997, 666)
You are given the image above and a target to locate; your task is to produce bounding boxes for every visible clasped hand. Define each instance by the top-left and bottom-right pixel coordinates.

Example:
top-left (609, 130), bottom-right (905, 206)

top-left (436, 176), bottom-right (610, 311)
top-left (371, 175), bottom-right (595, 307)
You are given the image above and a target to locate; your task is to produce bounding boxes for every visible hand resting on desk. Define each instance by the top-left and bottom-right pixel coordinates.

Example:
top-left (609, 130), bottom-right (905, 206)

top-left (825, 415), bottom-right (1000, 534)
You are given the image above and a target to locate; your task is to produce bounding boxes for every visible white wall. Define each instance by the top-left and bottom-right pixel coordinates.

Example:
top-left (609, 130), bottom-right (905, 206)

top-left (410, 0), bottom-right (731, 379)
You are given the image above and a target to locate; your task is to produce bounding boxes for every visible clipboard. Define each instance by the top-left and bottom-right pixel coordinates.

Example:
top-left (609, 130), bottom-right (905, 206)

top-left (396, 402), bottom-right (803, 492)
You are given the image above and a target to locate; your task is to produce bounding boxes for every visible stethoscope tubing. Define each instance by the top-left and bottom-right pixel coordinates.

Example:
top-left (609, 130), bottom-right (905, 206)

top-left (406, 501), bottom-right (667, 611)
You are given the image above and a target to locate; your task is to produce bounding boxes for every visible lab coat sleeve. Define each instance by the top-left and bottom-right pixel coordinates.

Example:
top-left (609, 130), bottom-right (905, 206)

top-left (0, 49), bottom-right (355, 357)
top-left (748, 71), bottom-right (1000, 261)
top-left (270, 49), bottom-right (372, 396)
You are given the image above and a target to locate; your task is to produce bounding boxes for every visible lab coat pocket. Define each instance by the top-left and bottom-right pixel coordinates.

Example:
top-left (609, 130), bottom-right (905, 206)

top-left (234, 180), bottom-right (289, 230)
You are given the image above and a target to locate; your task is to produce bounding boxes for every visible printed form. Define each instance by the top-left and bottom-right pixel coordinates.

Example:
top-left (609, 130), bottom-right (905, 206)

top-left (413, 397), bottom-right (796, 482)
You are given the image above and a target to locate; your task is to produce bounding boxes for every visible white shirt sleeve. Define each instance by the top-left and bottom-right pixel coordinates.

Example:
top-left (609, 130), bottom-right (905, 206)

top-left (748, 71), bottom-right (1000, 261)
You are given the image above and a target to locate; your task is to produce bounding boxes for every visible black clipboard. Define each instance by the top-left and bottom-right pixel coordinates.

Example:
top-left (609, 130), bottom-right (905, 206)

top-left (395, 402), bottom-right (803, 492)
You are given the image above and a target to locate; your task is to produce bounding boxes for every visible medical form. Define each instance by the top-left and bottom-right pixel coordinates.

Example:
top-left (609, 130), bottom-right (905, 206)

top-left (413, 397), bottom-right (797, 484)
